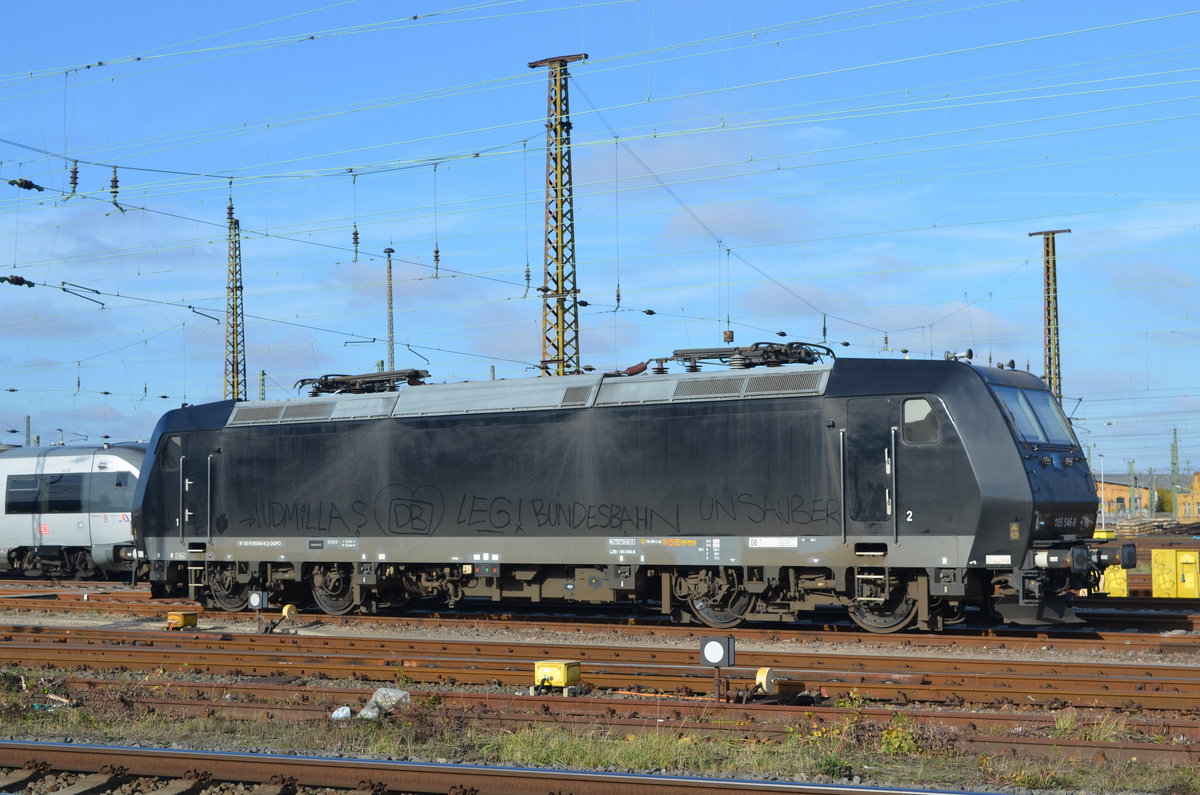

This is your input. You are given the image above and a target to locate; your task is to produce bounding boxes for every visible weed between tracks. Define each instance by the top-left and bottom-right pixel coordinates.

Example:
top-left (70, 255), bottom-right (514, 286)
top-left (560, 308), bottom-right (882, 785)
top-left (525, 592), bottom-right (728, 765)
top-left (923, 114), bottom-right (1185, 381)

top-left (0, 667), bottom-right (1196, 794)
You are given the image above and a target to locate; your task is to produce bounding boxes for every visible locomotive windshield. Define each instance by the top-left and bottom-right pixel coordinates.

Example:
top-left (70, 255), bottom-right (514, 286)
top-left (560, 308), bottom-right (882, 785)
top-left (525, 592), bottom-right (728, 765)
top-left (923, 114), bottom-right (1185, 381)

top-left (992, 385), bottom-right (1078, 447)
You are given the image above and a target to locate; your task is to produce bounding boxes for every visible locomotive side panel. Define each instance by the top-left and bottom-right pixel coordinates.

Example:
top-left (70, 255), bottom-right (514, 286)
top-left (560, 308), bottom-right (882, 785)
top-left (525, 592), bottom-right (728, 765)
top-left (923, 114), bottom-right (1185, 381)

top-left (173, 396), bottom-right (844, 551)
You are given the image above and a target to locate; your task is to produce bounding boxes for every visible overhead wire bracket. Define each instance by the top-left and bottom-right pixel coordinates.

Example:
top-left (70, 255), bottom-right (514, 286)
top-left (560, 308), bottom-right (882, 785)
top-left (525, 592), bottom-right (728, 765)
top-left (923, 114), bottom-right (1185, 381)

top-left (59, 281), bottom-right (105, 307)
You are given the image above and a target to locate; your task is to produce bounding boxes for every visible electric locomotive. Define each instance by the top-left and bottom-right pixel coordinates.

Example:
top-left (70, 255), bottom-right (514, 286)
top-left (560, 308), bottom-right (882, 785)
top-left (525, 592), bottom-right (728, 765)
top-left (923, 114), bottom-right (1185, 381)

top-left (133, 343), bottom-right (1134, 632)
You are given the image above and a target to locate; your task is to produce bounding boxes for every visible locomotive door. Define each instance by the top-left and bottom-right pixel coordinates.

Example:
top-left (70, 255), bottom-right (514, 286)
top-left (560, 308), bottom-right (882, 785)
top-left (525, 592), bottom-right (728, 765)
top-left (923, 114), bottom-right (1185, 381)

top-left (892, 397), bottom-right (948, 541)
top-left (845, 397), bottom-right (898, 540)
top-left (181, 438), bottom-right (214, 543)
top-left (158, 434), bottom-right (211, 542)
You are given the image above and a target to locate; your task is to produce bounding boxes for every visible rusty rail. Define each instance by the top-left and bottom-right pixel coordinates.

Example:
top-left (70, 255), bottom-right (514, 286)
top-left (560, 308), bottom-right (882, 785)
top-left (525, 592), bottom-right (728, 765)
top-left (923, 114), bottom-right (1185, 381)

top-left (0, 739), bottom-right (928, 794)
top-left (3, 624), bottom-right (1200, 711)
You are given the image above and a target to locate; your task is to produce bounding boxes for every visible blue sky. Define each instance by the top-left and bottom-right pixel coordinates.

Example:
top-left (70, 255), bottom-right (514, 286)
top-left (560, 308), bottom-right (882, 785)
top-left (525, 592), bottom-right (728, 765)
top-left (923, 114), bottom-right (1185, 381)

top-left (1, 0), bottom-right (1198, 475)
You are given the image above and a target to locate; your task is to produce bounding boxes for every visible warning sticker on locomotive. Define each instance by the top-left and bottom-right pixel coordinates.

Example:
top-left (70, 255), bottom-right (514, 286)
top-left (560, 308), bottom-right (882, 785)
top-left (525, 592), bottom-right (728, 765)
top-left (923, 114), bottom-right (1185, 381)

top-left (748, 537), bottom-right (799, 548)
top-left (607, 536), bottom-right (707, 554)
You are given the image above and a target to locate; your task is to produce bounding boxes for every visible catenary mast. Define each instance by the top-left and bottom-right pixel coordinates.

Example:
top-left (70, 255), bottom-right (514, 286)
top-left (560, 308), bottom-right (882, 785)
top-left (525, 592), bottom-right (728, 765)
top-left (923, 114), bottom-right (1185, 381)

top-left (529, 53), bottom-right (587, 375)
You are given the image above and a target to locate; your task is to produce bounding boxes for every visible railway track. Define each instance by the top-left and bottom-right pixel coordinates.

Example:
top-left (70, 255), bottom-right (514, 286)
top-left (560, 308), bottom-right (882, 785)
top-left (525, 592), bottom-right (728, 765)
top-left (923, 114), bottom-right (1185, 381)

top-left (8, 565), bottom-right (1200, 627)
top-left (56, 676), bottom-right (1200, 765)
top-left (3, 586), bottom-right (1200, 652)
top-left (1, 623), bottom-right (1198, 711)
top-left (0, 739), bottom-right (882, 795)
top-left (0, 604), bottom-right (1196, 792)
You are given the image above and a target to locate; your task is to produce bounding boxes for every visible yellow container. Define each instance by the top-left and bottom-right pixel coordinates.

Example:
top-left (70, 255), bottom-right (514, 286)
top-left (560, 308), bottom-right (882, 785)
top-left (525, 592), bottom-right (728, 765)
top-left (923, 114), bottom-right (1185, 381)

top-left (1178, 551), bottom-right (1199, 599)
top-left (165, 611), bottom-right (198, 630)
top-left (1099, 565), bottom-right (1128, 598)
top-left (1151, 549), bottom-right (1200, 598)
top-left (1152, 549), bottom-right (1178, 598)
top-left (534, 660), bottom-right (581, 687)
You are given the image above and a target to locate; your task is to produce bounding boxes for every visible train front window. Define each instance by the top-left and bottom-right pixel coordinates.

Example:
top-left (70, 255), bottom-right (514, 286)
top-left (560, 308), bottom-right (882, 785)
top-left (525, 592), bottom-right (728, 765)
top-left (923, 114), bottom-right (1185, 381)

top-left (993, 386), bottom-right (1044, 443)
top-left (1023, 389), bottom-right (1076, 445)
top-left (993, 385), bottom-right (1077, 447)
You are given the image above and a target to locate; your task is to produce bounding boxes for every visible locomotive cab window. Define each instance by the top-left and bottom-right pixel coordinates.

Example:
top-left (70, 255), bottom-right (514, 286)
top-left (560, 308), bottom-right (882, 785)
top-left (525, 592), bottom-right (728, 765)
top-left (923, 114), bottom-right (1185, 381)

top-left (159, 435), bottom-right (182, 471)
top-left (1023, 389), bottom-right (1076, 445)
top-left (902, 398), bottom-right (939, 443)
top-left (993, 385), bottom-right (1078, 447)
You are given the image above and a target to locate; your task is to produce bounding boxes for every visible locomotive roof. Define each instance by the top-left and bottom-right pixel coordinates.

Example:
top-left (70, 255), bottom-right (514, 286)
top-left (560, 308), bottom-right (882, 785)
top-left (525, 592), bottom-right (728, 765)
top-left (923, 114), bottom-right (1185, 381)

top-left (226, 363), bottom-right (835, 427)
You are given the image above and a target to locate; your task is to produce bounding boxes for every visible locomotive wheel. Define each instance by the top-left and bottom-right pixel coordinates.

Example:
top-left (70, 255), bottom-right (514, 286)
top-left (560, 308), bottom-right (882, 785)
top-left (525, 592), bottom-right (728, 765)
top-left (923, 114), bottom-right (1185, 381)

top-left (688, 590), bottom-right (757, 629)
top-left (208, 564), bottom-right (250, 612)
top-left (311, 564), bottom-right (357, 615)
top-left (848, 592), bottom-right (919, 634)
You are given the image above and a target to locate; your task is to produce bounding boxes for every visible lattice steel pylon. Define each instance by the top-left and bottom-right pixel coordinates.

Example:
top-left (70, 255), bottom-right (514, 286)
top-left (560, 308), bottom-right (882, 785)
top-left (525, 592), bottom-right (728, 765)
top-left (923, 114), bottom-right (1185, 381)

top-left (224, 200), bottom-right (247, 401)
top-left (529, 53), bottom-right (587, 375)
top-left (1029, 229), bottom-right (1070, 401)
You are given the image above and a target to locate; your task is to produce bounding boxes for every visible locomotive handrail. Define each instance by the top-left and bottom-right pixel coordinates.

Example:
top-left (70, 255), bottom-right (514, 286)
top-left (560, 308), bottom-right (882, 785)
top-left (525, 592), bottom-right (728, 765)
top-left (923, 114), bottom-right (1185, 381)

top-left (838, 429), bottom-right (847, 546)
top-left (890, 426), bottom-right (899, 546)
top-left (177, 456), bottom-right (186, 542)
top-left (207, 454), bottom-right (215, 542)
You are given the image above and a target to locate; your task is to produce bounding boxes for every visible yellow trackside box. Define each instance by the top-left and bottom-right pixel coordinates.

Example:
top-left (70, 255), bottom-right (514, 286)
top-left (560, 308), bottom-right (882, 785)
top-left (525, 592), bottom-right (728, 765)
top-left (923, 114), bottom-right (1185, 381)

top-left (1184, 551), bottom-right (1200, 599)
top-left (166, 611), bottom-right (198, 630)
top-left (1099, 565), bottom-right (1128, 598)
top-left (1152, 549), bottom-right (1200, 599)
top-left (534, 660), bottom-right (581, 687)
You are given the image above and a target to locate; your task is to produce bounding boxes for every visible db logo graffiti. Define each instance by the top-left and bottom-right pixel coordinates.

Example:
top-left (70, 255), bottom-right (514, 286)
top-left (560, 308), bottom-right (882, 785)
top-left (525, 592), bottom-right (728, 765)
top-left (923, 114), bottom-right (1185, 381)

top-left (374, 483), bottom-right (445, 536)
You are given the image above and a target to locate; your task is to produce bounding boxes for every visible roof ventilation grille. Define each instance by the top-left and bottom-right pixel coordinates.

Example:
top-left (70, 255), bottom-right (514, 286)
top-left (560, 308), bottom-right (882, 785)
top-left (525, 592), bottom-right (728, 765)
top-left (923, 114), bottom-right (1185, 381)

top-left (281, 402), bottom-right (336, 422)
top-left (674, 376), bottom-right (748, 398)
top-left (228, 405), bottom-right (285, 425)
top-left (561, 385), bottom-right (594, 407)
top-left (745, 371), bottom-right (823, 395)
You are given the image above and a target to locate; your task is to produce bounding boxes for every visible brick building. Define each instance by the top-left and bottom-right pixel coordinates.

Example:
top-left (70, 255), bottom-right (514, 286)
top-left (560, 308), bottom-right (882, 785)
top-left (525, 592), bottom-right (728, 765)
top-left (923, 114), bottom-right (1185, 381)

top-left (1094, 471), bottom-right (1196, 523)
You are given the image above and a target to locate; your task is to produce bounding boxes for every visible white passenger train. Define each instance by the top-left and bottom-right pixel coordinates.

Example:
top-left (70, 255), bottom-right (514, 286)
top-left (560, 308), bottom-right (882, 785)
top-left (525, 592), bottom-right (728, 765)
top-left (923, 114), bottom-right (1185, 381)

top-left (0, 443), bottom-right (146, 578)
